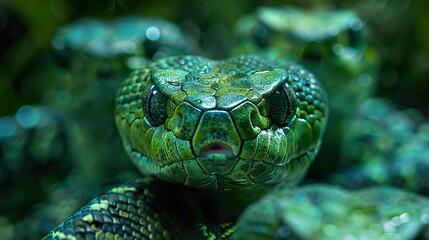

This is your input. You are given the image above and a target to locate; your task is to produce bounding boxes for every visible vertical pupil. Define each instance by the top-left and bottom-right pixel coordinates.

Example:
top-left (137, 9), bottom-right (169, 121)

top-left (149, 87), bottom-right (168, 126)
top-left (268, 87), bottom-right (290, 126)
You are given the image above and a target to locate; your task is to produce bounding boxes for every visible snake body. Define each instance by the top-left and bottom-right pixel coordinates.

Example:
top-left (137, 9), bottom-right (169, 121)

top-left (44, 55), bottom-right (328, 239)
top-left (39, 10), bottom-right (429, 239)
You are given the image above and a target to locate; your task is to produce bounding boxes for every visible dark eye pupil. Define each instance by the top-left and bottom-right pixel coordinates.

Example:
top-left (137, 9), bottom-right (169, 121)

top-left (267, 84), bottom-right (296, 126)
top-left (267, 88), bottom-right (289, 126)
top-left (142, 85), bottom-right (168, 126)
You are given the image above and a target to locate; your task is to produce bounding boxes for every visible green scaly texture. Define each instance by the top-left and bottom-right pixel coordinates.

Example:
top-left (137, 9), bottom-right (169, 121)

top-left (44, 55), bottom-right (328, 239)
top-left (115, 55), bottom-right (328, 190)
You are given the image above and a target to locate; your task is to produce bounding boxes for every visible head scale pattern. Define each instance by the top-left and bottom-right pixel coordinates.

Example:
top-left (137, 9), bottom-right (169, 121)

top-left (115, 55), bottom-right (328, 190)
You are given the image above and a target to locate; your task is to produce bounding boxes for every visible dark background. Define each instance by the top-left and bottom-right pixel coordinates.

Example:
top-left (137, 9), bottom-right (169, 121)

top-left (1, 0), bottom-right (429, 116)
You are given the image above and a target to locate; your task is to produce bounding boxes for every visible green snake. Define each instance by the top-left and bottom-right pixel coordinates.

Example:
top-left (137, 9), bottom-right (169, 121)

top-left (116, 55), bottom-right (327, 189)
top-left (39, 10), bottom-right (429, 239)
top-left (44, 55), bottom-right (328, 239)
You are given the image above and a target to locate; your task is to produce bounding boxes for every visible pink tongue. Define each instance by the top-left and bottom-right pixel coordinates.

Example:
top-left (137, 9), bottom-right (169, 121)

top-left (200, 143), bottom-right (234, 157)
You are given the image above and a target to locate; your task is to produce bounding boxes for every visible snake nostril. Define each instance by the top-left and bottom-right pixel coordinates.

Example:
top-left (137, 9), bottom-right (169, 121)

top-left (250, 108), bottom-right (262, 129)
top-left (170, 102), bottom-right (202, 140)
top-left (230, 101), bottom-right (265, 140)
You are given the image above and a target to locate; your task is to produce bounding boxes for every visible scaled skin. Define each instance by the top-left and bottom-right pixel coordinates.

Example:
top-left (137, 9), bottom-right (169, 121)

top-left (44, 56), bottom-right (429, 240)
top-left (115, 55), bottom-right (328, 190)
top-left (44, 55), bottom-right (329, 239)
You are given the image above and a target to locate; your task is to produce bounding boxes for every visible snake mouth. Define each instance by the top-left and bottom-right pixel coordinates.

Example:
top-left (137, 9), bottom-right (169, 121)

top-left (200, 143), bottom-right (235, 157)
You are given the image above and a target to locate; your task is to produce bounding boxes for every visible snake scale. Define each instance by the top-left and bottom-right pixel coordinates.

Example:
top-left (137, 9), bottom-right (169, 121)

top-left (43, 55), bottom-right (328, 239)
top-left (38, 9), bottom-right (429, 240)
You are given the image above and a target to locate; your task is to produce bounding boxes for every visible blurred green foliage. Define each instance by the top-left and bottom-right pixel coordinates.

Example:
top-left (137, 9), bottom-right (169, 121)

top-left (1, 0), bottom-right (429, 115)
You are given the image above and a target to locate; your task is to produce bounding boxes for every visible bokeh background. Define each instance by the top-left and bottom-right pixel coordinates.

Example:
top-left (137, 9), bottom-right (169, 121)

top-left (1, 0), bottom-right (429, 115)
top-left (0, 0), bottom-right (428, 239)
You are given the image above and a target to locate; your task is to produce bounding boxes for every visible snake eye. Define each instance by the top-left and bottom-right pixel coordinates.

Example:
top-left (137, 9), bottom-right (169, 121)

top-left (266, 83), bottom-right (297, 126)
top-left (142, 85), bottom-right (168, 126)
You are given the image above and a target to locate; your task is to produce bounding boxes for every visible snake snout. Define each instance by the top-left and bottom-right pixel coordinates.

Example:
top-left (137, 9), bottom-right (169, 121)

top-left (192, 110), bottom-right (241, 157)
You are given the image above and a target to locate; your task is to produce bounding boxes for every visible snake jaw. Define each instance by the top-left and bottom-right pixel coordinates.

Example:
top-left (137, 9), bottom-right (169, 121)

top-left (200, 143), bottom-right (235, 157)
top-left (191, 110), bottom-right (242, 157)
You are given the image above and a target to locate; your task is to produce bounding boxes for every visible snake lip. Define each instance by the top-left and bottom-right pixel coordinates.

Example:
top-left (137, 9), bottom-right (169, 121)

top-left (199, 143), bottom-right (235, 157)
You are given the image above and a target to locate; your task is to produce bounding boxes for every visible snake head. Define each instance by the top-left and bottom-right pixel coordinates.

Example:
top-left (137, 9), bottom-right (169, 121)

top-left (115, 55), bottom-right (328, 190)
